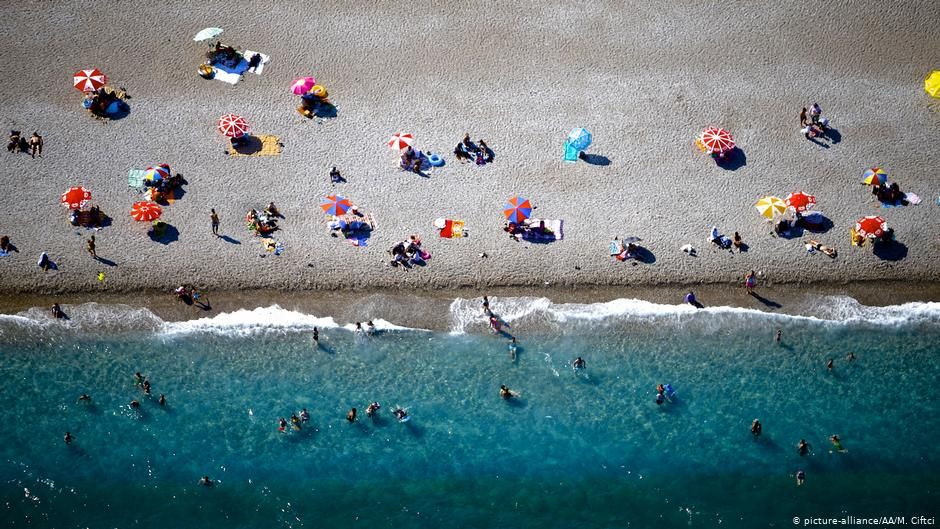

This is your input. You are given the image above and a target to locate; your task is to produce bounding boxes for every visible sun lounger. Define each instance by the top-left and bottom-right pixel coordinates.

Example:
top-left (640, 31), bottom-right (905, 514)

top-left (514, 219), bottom-right (563, 241)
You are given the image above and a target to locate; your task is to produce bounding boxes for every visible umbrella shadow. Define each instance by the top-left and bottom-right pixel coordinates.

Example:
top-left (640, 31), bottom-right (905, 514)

top-left (873, 240), bottom-right (908, 261)
top-left (580, 153), bottom-right (611, 166)
top-left (634, 246), bottom-right (656, 264)
top-left (229, 135), bottom-right (264, 155)
top-left (749, 292), bottom-right (782, 308)
top-left (150, 224), bottom-right (180, 245)
top-left (715, 147), bottom-right (746, 171)
top-left (802, 215), bottom-right (834, 234)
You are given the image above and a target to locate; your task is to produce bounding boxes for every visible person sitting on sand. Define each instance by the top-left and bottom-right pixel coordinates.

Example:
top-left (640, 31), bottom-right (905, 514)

top-left (454, 143), bottom-right (471, 162)
top-left (330, 166), bottom-right (343, 184)
top-left (264, 202), bottom-right (282, 218)
top-left (478, 139), bottom-right (493, 162)
top-left (462, 134), bottom-right (475, 153)
top-left (0, 235), bottom-right (12, 253)
top-left (732, 232), bottom-right (743, 250)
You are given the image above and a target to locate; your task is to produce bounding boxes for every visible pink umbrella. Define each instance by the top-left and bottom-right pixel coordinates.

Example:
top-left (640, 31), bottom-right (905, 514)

top-left (387, 132), bottom-right (414, 150)
top-left (218, 114), bottom-right (249, 138)
top-left (291, 76), bottom-right (316, 95)
top-left (73, 68), bottom-right (107, 92)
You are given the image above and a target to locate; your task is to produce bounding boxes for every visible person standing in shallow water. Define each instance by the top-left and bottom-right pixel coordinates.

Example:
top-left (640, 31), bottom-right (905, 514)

top-left (744, 271), bottom-right (756, 295)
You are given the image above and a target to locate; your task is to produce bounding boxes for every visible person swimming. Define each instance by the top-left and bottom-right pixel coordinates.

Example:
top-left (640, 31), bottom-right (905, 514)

top-left (655, 392), bottom-right (665, 405)
top-left (64, 431), bottom-right (73, 444)
top-left (78, 393), bottom-right (91, 403)
top-left (366, 321), bottom-right (376, 335)
top-left (134, 372), bottom-right (145, 387)
top-left (158, 394), bottom-right (166, 406)
top-left (290, 414), bottom-right (302, 430)
top-left (278, 417), bottom-right (288, 432)
top-left (366, 402), bottom-right (380, 417)
top-left (846, 352), bottom-right (856, 361)
top-left (142, 380), bottom-right (151, 395)
top-left (830, 434), bottom-right (846, 452)
top-left (393, 408), bottom-right (409, 422)
top-left (826, 359), bottom-right (834, 371)
top-left (656, 384), bottom-right (665, 394)
top-left (355, 322), bottom-right (363, 333)
top-left (508, 337), bottom-right (517, 361)
top-left (796, 470), bottom-right (805, 486)
top-left (573, 357), bottom-right (586, 370)
top-left (312, 327), bottom-right (319, 346)
top-left (500, 385), bottom-right (515, 399)
top-left (798, 439), bottom-right (809, 456)
top-left (129, 399), bottom-right (140, 410)
top-left (775, 329), bottom-right (782, 343)
top-left (300, 408), bottom-right (310, 422)
top-left (346, 408), bottom-right (358, 422)
top-left (200, 476), bottom-right (213, 487)
top-left (751, 419), bottom-right (762, 437)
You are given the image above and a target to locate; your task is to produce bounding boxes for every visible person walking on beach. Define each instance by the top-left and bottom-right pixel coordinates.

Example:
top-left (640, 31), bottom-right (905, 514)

top-left (210, 209), bottom-right (220, 236)
top-left (744, 271), bottom-right (756, 295)
top-left (28, 132), bottom-right (43, 158)
top-left (799, 108), bottom-right (808, 127)
top-left (809, 103), bottom-right (822, 124)
top-left (86, 235), bottom-right (97, 260)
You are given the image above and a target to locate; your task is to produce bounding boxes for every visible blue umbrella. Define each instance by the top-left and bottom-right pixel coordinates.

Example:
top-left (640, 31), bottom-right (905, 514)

top-left (568, 128), bottom-right (592, 151)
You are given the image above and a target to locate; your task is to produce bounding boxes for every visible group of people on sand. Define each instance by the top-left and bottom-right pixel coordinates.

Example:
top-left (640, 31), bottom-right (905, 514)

top-left (246, 203), bottom-right (282, 236)
top-left (174, 285), bottom-right (209, 308)
top-left (388, 235), bottom-right (429, 267)
top-left (453, 134), bottom-right (493, 165)
top-left (7, 130), bottom-right (42, 157)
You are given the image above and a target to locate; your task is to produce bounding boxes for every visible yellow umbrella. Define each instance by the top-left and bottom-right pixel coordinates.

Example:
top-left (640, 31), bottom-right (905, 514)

top-left (926, 71), bottom-right (940, 98)
top-left (754, 196), bottom-right (786, 220)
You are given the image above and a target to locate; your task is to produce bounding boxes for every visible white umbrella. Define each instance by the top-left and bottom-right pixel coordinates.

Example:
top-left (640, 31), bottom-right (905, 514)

top-left (194, 27), bottom-right (223, 42)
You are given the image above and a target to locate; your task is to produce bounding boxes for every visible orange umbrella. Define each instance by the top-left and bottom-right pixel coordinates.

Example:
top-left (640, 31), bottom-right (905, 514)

top-left (130, 201), bottom-right (162, 222)
top-left (61, 187), bottom-right (92, 209)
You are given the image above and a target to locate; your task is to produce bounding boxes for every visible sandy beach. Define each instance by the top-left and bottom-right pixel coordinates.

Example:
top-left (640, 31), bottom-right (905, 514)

top-left (1, 0), bottom-right (939, 298)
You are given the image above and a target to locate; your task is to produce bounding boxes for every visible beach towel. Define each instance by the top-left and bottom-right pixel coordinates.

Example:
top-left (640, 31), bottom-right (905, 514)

top-left (260, 237), bottom-right (283, 256)
top-left (242, 51), bottom-right (270, 75)
top-left (210, 68), bottom-right (242, 84)
top-left (905, 192), bottom-right (921, 205)
top-left (438, 219), bottom-right (465, 238)
top-left (228, 135), bottom-right (282, 157)
top-left (515, 219), bottom-right (563, 241)
top-left (127, 169), bottom-right (147, 189)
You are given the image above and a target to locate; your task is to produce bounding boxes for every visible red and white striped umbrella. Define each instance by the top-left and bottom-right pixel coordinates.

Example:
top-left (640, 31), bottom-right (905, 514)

top-left (61, 186), bottom-right (92, 209)
top-left (387, 132), bottom-right (414, 150)
top-left (130, 201), bottom-right (162, 222)
top-left (73, 68), bottom-right (107, 92)
top-left (218, 114), bottom-right (249, 138)
top-left (855, 216), bottom-right (887, 238)
top-left (700, 127), bottom-right (735, 154)
top-left (785, 191), bottom-right (817, 212)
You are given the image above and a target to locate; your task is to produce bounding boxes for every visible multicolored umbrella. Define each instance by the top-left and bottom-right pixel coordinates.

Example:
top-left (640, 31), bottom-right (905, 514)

top-left (320, 195), bottom-right (353, 216)
top-left (568, 128), bottom-right (592, 151)
top-left (785, 191), bottom-right (817, 212)
top-left (503, 196), bottom-right (533, 223)
top-left (61, 187), bottom-right (92, 209)
top-left (193, 27), bottom-right (223, 42)
top-left (700, 127), bottom-right (735, 154)
top-left (926, 70), bottom-right (940, 99)
top-left (73, 68), bottom-right (107, 92)
top-left (145, 164), bottom-right (171, 183)
top-left (130, 201), bottom-right (162, 222)
top-left (218, 114), bottom-right (249, 138)
top-left (387, 132), bottom-right (414, 150)
top-left (291, 76), bottom-right (316, 95)
top-left (862, 167), bottom-right (887, 186)
top-left (754, 196), bottom-right (787, 219)
top-left (856, 215), bottom-right (887, 238)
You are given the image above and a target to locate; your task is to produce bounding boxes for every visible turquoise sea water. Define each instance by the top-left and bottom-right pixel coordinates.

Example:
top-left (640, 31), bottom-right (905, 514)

top-left (1, 297), bottom-right (938, 528)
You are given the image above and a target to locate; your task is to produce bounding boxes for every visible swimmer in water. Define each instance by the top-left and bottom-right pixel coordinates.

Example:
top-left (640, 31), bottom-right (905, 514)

top-left (393, 408), bottom-right (408, 422)
top-left (355, 322), bottom-right (363, 333)
top-left (290, 414), bottom-right (302, 430)
top-left (796, 470), bottom-right (805, 486)
top-left (573, 357), bottom-right (586, 370)
top-left (846, 352), bottom-right (856, 361)
top-left (827, 358), bottom-right (834, 371)
top-left (830, 434), bottom-right (845, 452)
top-left (278, 417), bottom-right (288, 432)
top-left (142, 380), bottom-right (151, 395)
top-left (299, 408), bottom-right (310, 422)
top-left (78, 393), bottom-right (91, 403)
top-left (51, 303), bottom-right (65, 319)
top-left (366, 402), bottom-right (380, 417)
top-left (134, 372), bottom-right (145, 387)
top-left (500, 385), bottom-right (515, 399)
top-left (366, 321), bottom-right (376, 335)
top-left (751, 419), bottom-right (762, 437)
top-left (158, 394), bottom-right (166, 406)
top-left (656, 384), bottom-right (665, 394)
top-left (200, 476), bottom-right (213, 487)
top-left (798, 439), bottom-right (809, 456)
top-left (775, 329), bottom-right (782, 343)
top-left (312, 327), bottom-right (319, 346)
top-left (508, 337), bottom-right (517, 361)
top-left (64, 431), bottom-right (73, 444)
top-left (655, 392), bottom-right (665, 405)
top-left (129, 399), bottom-right (140, 409)
top-left (346, 408), bottom-right (357, 422)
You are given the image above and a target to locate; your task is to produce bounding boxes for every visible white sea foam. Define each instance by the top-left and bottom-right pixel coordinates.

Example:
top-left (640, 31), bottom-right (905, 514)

top-left (162, 306), bottom-right (430, 336)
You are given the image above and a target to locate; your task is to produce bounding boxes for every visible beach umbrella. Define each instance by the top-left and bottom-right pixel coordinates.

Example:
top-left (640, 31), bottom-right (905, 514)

top-left (700, 127), bottom-right (735, 154)
top-left (73, 68), bottom-right (107, 92)
top-left (194, 27), bottom-right (224, 42)
top-left (855, 215), bottom-right (887, 238)
top-left (862, 167), bottom-right (887, 186)
top-left (785, 191), bottom-right (816, 212)
top-left (61, 186), bottom-right (92, 209)
top-left (387, 132), bottom-right (414, 150)
top-left (926, 70), bottom-right (940, 98)
top-left (218, 114), bottom-right (249, 138)
top-left (130, 201), bottom-right (162, 222)
top-left (144, 164), bottom-right (171, 184)
top-left (503, 196), bottom-right (533, 223)
top-left (291, 76), bottom-right (316, 95)
top-left (754, 196), bottom-right (787, 220)
top-left (568, 128), bottom-right (592, 151)
top-left (320, 195), bottom-right (353, 216)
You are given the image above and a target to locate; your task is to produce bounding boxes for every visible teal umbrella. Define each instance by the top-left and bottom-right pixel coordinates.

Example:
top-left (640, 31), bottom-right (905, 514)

top-left (568, 128), bottom-right (592, 151)
top-left (194, 27), bottom-right (223, 42)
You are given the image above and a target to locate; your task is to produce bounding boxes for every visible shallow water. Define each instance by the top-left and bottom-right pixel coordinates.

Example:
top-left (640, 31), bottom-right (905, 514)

top-left (1, 298), bottom-right (939, 528)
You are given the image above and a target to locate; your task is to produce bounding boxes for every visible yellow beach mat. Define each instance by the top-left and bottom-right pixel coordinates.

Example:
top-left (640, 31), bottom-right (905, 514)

top-left (434, 218), bottom-right (465, 238)
top-left (229, 135), bottom-right (283, 157)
